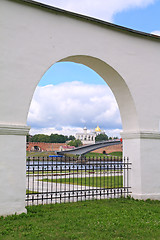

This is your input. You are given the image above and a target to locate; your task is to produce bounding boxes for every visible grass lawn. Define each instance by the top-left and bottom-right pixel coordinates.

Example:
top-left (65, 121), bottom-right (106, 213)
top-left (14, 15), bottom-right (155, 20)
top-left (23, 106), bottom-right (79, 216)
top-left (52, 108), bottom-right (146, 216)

top-left (108, 151), bottom-right (122, 158)
top-left (26, 190), bottom-right (38, 194)
top-left (42, 176), bottom-right (123, 188)
top-left (85, 152), bottom-right (111, 158)
top-left (26, 151), bottom-right (56, 158)
top-left (65, 152), bottom-right (123, 159)
top-left (0, 198), bottom-right (160, 240)
top-left (26, 151), bottom-right (123, 160)
top-left (85, 152), bottom-right (122, 158)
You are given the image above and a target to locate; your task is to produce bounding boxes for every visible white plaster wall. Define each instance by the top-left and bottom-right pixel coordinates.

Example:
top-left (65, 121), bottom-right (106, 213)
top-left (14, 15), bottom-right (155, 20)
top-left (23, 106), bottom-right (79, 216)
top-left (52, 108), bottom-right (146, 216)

top-left (122, 135), bottom-right (160, 200)
top-left (0, 134), bottom-right (27, 216)
top-left (1, 0), bottom-right (160, 132)
top-left (1, 0), bottom-right (160, 215)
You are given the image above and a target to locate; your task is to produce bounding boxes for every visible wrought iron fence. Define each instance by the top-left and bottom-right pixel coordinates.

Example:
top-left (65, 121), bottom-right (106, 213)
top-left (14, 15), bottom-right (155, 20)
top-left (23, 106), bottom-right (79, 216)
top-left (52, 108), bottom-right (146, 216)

top-left (26, 156), bottom-right (131, 206)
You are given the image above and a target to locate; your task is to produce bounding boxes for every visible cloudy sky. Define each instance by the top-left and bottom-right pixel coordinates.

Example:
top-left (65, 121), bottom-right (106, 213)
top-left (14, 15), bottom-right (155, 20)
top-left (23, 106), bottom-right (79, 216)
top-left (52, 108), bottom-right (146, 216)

top-left (28, 0), bottom-right (160, 137)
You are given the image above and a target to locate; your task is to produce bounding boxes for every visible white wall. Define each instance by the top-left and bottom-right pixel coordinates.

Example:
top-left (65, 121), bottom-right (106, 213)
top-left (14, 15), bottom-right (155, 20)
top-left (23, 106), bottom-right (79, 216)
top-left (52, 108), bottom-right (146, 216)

top-left (0, 0), bottom-right (160, 215)
top-left (0, 125), bottom-right (29, 216)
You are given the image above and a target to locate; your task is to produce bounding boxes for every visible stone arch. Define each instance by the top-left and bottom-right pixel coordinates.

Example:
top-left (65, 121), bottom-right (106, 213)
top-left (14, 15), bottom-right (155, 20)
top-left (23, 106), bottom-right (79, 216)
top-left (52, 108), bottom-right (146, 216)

top-left (31, 145), bottom-right (41, 152)
top-left (27, 55), bottom-right (138, 134)
top-left (1, 0), bottom-right (160, 216)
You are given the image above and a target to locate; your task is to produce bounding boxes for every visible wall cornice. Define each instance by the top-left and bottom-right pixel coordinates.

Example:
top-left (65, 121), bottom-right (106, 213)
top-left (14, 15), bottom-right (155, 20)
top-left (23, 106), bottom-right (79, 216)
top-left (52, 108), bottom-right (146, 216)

top-left (0, 124), bottom-right (30, 136)
top-left (121, 131), bottom-right (160, 139)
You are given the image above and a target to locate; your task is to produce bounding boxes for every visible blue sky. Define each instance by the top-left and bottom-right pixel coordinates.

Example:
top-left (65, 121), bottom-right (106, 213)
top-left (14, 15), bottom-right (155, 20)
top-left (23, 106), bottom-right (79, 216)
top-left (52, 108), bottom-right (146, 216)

top-left (28, 0), bottom-right (160, 137)
top-left (114, 0), bottom-right (160, 33)
top-left (39, 62), bottom-right (105, 86)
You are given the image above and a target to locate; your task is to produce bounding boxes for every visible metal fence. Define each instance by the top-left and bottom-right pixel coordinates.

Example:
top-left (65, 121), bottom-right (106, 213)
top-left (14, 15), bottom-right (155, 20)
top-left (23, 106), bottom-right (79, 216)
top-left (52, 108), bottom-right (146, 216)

top-left (26, 156), bottom-right (131, 206)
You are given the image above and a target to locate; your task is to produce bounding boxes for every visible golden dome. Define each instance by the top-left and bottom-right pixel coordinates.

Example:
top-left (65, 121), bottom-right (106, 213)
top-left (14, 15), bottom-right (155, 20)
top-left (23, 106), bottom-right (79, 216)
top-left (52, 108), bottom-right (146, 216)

top-left (95, 126), bottom-right (101, 132)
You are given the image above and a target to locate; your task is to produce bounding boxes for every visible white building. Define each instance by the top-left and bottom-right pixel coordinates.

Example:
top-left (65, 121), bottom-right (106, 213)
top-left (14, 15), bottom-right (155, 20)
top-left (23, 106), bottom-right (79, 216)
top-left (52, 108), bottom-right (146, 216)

top-left (75, 126), bottom-right (105, 145)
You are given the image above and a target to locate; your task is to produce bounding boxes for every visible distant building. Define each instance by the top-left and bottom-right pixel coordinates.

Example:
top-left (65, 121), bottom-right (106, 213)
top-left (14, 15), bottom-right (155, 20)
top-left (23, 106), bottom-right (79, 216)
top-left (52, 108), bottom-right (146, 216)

top-left (75, 126), bottom-right (105, 145)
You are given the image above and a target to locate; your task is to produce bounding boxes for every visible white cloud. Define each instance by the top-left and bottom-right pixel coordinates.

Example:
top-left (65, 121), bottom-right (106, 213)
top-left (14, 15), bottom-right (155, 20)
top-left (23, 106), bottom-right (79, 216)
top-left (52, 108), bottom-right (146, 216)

top-left (30, 126), bottom-right (83, 136)
top-left (30, 126), bottom-right (122, 138)
top-left (151, 30), bottom-right (160, 36)
top-left (36, 0), bottom-right (155, 21)
top-left (27, 81), bottom-right (122, 136)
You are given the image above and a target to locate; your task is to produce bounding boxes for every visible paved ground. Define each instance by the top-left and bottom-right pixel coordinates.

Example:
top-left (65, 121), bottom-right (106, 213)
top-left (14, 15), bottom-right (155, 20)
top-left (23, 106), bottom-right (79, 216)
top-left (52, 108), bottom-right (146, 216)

top-left (26, 172), bottom-right (129, 205)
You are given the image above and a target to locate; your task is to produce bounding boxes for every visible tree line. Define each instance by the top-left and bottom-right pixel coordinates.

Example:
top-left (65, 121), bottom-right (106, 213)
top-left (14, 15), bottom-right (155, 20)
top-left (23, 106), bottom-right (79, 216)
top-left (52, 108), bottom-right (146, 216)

top-left (27, 134), bottom-right (75, 143)
top-left (27, 133), bottom-right (118, 145)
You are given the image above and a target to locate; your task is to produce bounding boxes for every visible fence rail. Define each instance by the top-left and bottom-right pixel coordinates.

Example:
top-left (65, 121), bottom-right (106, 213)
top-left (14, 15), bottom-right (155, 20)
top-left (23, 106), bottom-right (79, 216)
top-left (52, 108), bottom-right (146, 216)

top-left (26, 156), bottom-right (131, 205)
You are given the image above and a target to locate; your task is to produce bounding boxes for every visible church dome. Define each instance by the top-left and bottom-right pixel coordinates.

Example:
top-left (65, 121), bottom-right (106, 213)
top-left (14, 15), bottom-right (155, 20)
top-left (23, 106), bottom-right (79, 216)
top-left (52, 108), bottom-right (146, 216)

top-left (95, 126), bottom-right (101, 132)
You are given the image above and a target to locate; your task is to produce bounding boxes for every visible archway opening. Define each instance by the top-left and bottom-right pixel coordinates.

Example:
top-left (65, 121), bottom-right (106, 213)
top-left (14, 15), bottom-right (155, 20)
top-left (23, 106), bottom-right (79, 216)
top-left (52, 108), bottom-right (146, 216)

top-left (32, 146), bottom-right (41, 152)
top-left (27, 55), bottom-right (138, 156)
top-left (28, 63), bottom-right (122, 145)
top-left (26, 55), bottom-right (135, 205)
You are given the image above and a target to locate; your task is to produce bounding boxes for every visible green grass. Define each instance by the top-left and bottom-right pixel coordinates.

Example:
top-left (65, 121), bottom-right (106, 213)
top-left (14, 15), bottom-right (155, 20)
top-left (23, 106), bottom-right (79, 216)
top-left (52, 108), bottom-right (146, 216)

top-left (26, 190), bottom-right (38, 194)
top-left (109, 151), bottom-right (122, 158)
top-left (85, 152), bottom-right (109, 158)
top-left (0, 198), bottom-right (160, 239)
top-left (26, 151), bottom-right (123, 160)
top-left (85, 152), bottom-right (122, 158)
top-left (26, 151), bottom-right (56, 158)
top-left (42, 176), bottom-right (123, 188)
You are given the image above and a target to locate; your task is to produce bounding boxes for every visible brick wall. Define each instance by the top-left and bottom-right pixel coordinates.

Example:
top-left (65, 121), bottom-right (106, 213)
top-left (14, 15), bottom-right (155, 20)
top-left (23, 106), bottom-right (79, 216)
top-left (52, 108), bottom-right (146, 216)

top-left (92, 144), bottom-right (122, 154)
top-left (27, 142), bottom-right (122, 153)
top-left (26, 142), bottom-right (67, 152)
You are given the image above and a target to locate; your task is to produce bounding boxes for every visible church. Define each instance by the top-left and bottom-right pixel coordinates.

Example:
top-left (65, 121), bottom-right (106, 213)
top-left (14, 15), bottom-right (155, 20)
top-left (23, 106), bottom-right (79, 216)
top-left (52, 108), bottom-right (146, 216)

top-left (75, 126), bottom-right (105, 145)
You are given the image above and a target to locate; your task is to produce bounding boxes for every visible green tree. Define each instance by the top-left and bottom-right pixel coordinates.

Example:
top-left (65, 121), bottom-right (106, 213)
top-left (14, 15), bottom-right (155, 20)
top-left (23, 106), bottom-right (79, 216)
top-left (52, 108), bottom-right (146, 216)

top-left (68, 139), bottom-right (82, 147)
top-left (95, 133), bottom-right (108, 142)
top-left (68, 135), bottom-right (75, 141)
top-left (30, 134), bottom-right (50, 143)
top-left (29, 133), bottom-right (76, 143)
top-left (50, 134), bottom-right (68, 143)
top-left (26, 134), bottom-right (32, 142)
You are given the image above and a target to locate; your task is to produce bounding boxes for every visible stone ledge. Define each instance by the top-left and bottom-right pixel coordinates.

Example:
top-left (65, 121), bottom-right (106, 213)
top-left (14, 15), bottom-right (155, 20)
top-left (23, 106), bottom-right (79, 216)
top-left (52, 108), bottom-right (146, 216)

top-left (0, 124), bottom-right (30, 136)
top-left (121, 131), bottom-right (160, 139)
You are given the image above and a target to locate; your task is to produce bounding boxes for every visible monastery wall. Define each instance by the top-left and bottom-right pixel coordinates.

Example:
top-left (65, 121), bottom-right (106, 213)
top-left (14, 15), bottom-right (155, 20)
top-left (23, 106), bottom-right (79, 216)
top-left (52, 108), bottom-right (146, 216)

top-left (27, 142), bottom-right (122, 154)
top-left (26, 142), bottom-right (67, 152)
top-left (92, 144), bottom-right (122, 154)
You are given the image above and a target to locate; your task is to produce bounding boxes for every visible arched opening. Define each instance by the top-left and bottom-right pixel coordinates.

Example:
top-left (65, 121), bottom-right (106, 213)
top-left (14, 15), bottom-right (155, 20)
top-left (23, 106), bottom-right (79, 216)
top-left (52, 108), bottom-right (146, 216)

top-left (25, 55), bottom-right (137, 204)
top-left (27, 55), bottom-right (138, 138)
top-left (32, 146), bottom-right (41, 152)
top-left (27, 55), bottom-right (138, 136)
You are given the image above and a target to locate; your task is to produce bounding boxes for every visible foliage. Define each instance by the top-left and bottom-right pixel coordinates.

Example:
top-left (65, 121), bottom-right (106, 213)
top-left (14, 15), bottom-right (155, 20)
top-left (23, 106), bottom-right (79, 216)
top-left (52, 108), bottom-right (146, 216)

top-left (29, 134), bottom-right (50, 143)
top-left (29, 133), bottom-right (75, 143)
top-left (109, 136), bottom-right (118, 140)
top-left (50, 133), bottom-right (68, 143)
top-left (0, 198), bottom-right (160, 239)
top-left (95, 133), bottom-right (108, 142)
top-left (68, 135), bottom-right (75, 140)
top-left (68, 139), bottom-right (82, 147)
